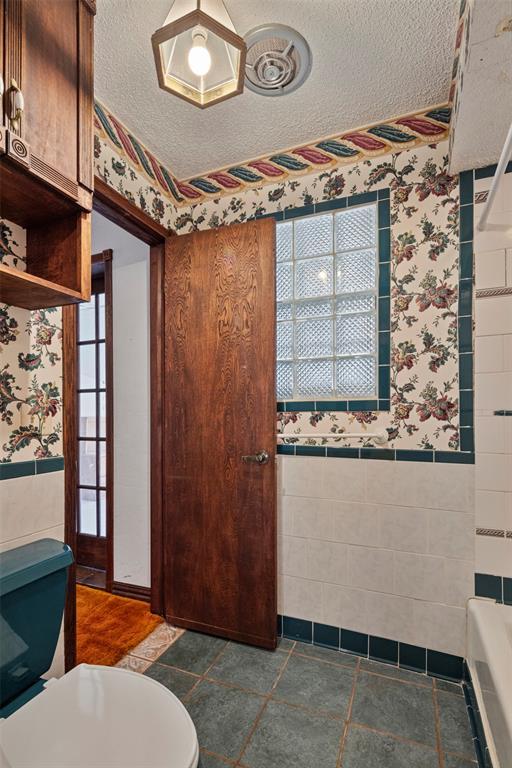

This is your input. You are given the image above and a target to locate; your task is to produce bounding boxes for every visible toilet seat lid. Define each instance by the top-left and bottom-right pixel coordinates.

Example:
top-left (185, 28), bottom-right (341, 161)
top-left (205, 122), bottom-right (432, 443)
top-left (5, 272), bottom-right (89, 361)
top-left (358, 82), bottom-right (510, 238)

top-left (0, 664), bottom-right (199, 768)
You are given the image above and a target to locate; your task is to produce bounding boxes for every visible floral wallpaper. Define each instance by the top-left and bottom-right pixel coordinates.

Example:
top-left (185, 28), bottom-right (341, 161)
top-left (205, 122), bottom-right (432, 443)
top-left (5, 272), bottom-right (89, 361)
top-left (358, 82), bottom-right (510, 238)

top-left (0, 220), bottom-right (63, 463)
top-left (165, 142), bottom-right (464, 452)
top-left (0, 109), bottom-right (468, 464)
top-left (94, 130), bottom-right (468, 452)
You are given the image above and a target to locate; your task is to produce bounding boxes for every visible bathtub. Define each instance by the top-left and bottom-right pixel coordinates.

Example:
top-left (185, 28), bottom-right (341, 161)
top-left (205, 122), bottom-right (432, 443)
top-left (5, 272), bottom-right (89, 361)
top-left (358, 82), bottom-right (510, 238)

top-left (467, 598), bottom-right (512, 768)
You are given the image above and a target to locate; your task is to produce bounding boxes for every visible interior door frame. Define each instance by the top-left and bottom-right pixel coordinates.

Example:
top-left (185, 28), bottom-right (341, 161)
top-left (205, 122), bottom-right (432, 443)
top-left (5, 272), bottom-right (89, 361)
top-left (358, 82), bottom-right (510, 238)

top-left (63, 178), bottom-right (167, 670)
top-left (75, 250), bottom-right (113, 576)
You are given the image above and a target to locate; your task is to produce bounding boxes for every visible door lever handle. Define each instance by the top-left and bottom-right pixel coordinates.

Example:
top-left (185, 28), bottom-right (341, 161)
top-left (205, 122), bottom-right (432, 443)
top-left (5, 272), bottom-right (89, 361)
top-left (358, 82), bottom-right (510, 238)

top-left (242, 450), bottom-right (269, 465)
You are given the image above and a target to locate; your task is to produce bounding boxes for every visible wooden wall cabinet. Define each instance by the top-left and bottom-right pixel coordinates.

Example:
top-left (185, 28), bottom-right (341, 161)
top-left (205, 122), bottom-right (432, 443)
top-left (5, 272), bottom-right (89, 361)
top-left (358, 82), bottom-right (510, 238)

top-left (0, 0), bottom-right (95, 309)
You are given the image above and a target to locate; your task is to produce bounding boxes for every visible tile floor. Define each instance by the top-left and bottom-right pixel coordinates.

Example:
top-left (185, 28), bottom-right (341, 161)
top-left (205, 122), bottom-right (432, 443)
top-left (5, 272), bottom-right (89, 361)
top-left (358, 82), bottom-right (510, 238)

top-left (117, 626), bottom-right (478, 768)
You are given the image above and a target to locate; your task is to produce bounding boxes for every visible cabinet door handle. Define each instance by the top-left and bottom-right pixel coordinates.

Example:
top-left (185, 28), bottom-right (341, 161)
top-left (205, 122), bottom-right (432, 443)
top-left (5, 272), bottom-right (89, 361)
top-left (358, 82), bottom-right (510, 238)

top-left (9, 79), bottom-right (24, 128)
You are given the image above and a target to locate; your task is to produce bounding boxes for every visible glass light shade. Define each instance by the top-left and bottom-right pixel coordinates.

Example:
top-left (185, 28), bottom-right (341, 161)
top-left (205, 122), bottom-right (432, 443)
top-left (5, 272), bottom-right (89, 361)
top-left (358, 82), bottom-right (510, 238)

top-left (152, 0), bottom-right (246, 108)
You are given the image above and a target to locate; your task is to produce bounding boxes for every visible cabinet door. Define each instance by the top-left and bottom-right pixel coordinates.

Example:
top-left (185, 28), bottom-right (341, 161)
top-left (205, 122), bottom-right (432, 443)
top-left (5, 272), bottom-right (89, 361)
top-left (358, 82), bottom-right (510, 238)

top-left (3, 0), bottom-right (95, 201)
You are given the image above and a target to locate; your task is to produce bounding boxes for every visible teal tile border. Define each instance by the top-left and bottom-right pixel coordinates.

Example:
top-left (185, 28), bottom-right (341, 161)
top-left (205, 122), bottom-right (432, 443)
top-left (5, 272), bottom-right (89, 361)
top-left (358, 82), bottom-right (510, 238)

top-left (0, 461), bottom-right (36, 481)
top-left (277, 444), bottom-right (474, 463)
top-left (277, 191), bottom-right (391, 414)
top-left (36, 457), bottom-right (65, 475)
top-left (275, 169), bottom-right (475, 465)
top-left (0, 456), bottom-right (64, 481)
top-left (475, 572), bottom-right (512, 605)
top-left (474, 160), bottom-right (512, 180)
top-left (278, 613), bottom-right (464, 680)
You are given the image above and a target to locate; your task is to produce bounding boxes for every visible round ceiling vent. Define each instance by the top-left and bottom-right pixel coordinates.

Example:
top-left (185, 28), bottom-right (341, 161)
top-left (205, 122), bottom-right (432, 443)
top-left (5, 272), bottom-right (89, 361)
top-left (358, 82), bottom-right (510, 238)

top-left (244, 24), bottom-right (312, 97)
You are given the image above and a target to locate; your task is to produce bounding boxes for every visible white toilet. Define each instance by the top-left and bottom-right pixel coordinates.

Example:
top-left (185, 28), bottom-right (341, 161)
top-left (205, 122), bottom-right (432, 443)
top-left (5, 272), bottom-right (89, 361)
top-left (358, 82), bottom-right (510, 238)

top-left (0, 540), bottom-right (199, 768)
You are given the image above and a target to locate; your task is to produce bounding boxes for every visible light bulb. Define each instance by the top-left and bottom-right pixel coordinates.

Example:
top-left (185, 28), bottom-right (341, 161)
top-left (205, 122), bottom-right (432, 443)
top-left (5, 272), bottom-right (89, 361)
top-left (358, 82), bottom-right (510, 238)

top-left (188, 31), bottom-right (211, 77)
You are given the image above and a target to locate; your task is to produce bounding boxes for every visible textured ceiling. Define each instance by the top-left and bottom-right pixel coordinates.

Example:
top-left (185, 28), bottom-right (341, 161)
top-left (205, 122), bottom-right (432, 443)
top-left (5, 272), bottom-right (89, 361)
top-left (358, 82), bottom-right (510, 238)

top-left (95, 0), bottom-right (459, 179)
top-left (449, 0), bottom-right (512, 173)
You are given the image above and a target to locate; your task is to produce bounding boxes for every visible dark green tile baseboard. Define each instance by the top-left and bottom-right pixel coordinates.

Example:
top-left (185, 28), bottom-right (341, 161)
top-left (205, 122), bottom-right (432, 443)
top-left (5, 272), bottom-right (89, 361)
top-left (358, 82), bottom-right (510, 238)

top-left (278, 614), bottom-right (464, 681)
top-left (475, 572), bottom-right (512, 605)
top-left (0, 456), bottom-right (64, 481)
top-left (464, 664), bottom-right (492, 768)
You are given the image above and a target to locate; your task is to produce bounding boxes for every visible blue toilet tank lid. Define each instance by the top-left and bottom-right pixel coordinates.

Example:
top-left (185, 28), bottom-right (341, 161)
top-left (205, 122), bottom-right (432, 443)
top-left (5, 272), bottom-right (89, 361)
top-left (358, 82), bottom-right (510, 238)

top-left (0, 539), bottom-right (73, 596)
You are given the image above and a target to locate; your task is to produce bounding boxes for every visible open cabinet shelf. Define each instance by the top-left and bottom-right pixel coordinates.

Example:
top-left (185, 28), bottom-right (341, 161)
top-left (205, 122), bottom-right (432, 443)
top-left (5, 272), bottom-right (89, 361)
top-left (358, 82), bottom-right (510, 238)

top-left (0, 263), bottom-right (84, 309)
top-left (0, 211), bottom-right (91, 310)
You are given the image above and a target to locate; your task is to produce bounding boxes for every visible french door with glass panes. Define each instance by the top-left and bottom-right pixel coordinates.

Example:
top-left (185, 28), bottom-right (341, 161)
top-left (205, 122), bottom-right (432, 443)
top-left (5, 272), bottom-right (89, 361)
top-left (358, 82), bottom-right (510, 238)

top-left (76, 253), bottom-right (112, 577)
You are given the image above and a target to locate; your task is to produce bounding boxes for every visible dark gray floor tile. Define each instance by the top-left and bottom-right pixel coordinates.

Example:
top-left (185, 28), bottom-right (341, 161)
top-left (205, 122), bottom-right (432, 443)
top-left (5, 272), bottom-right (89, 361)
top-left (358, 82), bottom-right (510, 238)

top-left (444, 755), bottom-right (478, 767)
top-left (435, 679), bottom-right (464, 696)
top-left (360, 658), bottom-right (432, 687)
top-left (351, 672), bottom-right (437, 746)
top-left (277, 637), bottom-right (295, 652)
top-left (143, 662), bottom-right (197, 701)
top-left (198, 751), bottom-right (232, 767)
top-left (208, 641), bottom-right (287, 693)
top-left (156, 631), bottom-right (227, 675)
top-left (272, 653), bottom-right (354, 717)
top-left (294, 641), bottom-right (358, 668)
top-left (241, 700), bottom-right (343, 768)
top-left (342, 725), bottom-right (439, 768)
top-left (437, 691), bottom-right (476, 759)
top-left (186, 679), bottom-right (264, 760)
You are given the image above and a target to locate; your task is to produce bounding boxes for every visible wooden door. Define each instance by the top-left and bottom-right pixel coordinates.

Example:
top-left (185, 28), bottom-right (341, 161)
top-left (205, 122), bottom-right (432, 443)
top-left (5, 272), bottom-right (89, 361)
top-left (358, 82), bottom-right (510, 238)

top-left (163, 219), bottom-right (277, 649)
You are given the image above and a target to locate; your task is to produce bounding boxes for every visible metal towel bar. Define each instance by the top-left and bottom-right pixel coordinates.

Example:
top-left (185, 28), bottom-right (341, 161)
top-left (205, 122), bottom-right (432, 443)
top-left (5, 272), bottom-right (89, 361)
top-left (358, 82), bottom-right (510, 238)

top-left (277, 431), bottom-right (388, 446)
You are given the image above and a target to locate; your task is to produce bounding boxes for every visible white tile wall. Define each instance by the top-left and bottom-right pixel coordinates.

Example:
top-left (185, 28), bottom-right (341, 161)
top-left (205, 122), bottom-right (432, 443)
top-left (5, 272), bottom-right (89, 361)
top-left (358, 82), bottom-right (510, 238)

top-left (0, 472), bottom-right (66, 677)
top-left (474, 171), bottom-right (512, 579)
top-left (0, 472), bottom-right (64, 547)
top-left (278, 456), bottom-right (475, 657)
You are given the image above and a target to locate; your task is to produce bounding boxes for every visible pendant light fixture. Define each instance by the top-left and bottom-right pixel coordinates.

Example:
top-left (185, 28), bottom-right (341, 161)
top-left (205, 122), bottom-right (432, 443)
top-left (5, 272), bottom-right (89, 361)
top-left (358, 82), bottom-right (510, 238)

top-left (151, 0), bottom-right (246, 109)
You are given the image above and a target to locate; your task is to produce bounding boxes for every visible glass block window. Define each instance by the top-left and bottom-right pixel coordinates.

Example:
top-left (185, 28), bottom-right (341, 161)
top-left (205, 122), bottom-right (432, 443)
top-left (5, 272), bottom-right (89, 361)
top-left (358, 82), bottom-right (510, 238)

top-left (276, 204), bottom-right (379, 400)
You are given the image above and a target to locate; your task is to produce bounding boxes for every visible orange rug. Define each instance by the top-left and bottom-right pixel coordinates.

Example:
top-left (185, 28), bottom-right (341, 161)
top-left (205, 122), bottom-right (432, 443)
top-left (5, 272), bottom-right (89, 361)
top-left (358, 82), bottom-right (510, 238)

top-left (76, 585), bottom-right (163, 666)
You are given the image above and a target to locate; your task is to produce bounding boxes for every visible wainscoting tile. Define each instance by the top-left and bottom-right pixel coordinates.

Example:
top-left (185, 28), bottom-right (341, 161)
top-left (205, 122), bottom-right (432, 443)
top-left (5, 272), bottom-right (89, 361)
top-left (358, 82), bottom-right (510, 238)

top-left (287, 496), bottom-right (334, 540)
top-left (322, 583), bottom-right (368, 635)
top-left (307, 539), bottom-right (348, 585)
top-left (347, 546), bottom-right (394, 593)
top-left (378, 504), bottom-right (428, 554)
top-left (331, 501), bottom-right (381, 547)
top-left (321, 458), bottom-right (365, 502)
top-left (393, 553), bottom-right (446, 603)
top-left (427, 509), bottom-right (474, 560)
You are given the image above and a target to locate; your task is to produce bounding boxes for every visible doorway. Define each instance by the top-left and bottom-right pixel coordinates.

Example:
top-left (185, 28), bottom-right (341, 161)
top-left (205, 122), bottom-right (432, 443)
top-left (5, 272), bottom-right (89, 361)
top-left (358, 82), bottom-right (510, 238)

top-left (63, 180), bottom-right (168, 670)
top-left (75, 251), bottom-right (113, 591)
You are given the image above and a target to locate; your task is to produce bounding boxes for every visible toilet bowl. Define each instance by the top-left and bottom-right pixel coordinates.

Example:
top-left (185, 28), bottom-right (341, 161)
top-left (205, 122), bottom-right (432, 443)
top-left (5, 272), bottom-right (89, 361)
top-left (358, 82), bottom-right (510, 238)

top-left (0, 540), bottom-right (199, 768)
top-left (0, 663), bottom-right (199, 768)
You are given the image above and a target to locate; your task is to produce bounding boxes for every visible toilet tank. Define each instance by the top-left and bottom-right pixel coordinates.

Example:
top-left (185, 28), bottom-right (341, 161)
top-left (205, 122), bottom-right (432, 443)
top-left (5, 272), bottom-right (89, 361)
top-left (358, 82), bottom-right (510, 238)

top-left (0, 539), bottom-right (73, 709)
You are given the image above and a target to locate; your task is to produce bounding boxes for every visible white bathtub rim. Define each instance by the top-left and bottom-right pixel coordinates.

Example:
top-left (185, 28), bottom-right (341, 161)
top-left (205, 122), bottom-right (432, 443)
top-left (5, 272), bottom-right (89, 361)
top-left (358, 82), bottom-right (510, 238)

top-left (467, 598), bottom-right (512, 768)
